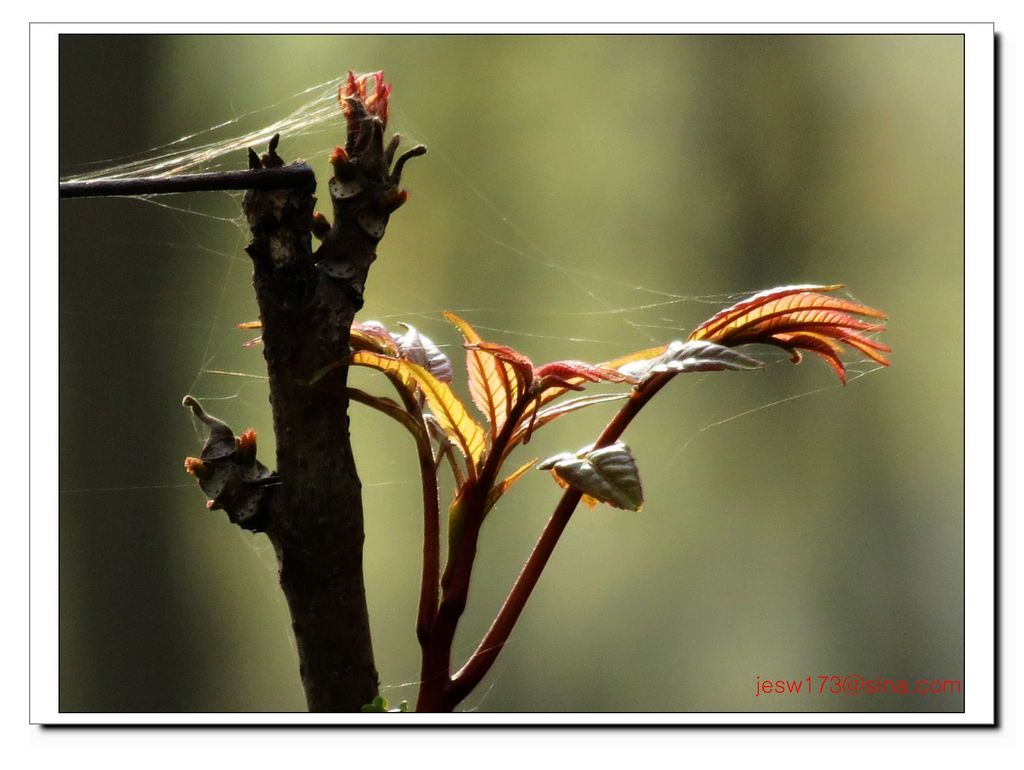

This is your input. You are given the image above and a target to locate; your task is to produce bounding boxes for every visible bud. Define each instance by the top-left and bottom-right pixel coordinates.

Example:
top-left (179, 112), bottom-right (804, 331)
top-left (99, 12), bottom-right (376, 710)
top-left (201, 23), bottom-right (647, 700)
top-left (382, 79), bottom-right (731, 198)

top-left (236, 429), bottom-right (258, 464)
top-left (183, 457), bottom-right (212, 480)
top-left (311, 211), bottom-right (331, 241)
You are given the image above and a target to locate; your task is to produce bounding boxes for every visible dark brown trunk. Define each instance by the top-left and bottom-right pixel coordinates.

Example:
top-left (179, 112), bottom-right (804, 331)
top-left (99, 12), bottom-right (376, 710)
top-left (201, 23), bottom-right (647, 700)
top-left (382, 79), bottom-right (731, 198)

top-left (242, 162), bottom-right (378, 712)
top-left (190, 79), bottom-right (424, 711)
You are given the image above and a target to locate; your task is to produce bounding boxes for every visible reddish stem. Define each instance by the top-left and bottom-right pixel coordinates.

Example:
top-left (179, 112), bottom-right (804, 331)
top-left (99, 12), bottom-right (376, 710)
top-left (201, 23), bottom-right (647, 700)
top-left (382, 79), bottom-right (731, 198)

top-left (416, 391), bottom-right (537, 711)
top-left (372, 378), bottom-right (442, 650)
top-left (447, 372), bottom-right (674, 707)
top-left (414, 426), bottom-right (441, 647)
top-left (348, 383), bottom-right (440, 646)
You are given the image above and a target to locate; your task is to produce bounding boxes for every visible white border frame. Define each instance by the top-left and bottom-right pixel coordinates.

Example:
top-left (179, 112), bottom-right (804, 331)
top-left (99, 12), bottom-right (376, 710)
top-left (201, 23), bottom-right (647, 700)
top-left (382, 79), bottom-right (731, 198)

top-left (30, 22), bottom-right (995, 726)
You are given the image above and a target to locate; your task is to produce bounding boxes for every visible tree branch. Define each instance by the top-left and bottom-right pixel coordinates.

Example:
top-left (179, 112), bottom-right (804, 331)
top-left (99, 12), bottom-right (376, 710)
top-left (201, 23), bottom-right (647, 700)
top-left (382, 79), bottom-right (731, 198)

top-left (59, 165), bottom-right (316, 198)
top-left (240, 148), bottom-right (378, 711)
top-left (169, 74), bottom-right (426, 711)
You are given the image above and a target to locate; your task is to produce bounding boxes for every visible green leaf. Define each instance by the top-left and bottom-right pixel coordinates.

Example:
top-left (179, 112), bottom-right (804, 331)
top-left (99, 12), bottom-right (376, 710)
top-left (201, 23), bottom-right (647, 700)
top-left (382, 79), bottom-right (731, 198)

top-left (361, 695), bottom-right (390, 712)
top-left (359, 695), bottom-right (409, 712)
top-left (538, 442), bottom-right (644, 511)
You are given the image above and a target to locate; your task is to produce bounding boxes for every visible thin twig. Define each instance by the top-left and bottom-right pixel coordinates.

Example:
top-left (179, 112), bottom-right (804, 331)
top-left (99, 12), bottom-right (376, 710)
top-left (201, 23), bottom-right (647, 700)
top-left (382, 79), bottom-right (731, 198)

top-left (59, 165), bottom-right (316, 199)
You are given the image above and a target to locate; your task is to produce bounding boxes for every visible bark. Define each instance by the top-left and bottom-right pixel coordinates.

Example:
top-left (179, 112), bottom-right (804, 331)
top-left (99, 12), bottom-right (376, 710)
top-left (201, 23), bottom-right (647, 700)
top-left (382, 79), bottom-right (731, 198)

top-left (183, 75), bottom-right (424, 711)
top-left (241, 158), bottom-right (378, 711)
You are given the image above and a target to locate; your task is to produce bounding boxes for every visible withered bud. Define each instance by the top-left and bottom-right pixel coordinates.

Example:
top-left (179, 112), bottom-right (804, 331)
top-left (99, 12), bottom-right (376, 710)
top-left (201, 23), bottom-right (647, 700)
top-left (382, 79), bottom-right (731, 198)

top-left (183, 457), bottom-right (213, 480)
top-left (329, 146), bottom-right (355, 180)
top-left (236, 429), bottom-right (258, 464)
top-left (311, 211), bottom-right (331, 241)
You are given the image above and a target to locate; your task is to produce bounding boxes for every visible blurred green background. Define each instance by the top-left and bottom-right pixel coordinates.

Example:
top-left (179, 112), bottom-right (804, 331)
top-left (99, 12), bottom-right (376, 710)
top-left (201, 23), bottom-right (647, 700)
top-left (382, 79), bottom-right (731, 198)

top-left (58, 34), bottom-right (964, 713)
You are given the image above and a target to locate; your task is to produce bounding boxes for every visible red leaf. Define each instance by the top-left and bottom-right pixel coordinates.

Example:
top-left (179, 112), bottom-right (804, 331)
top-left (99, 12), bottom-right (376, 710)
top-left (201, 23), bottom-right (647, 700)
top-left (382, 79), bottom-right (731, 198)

top-left (445, 311), bottom-right (525, 436)
top-left (466, 341), bottom-right (535, 386)
top-left (688, 285), bottom-right (890, 383)
top-left (535, 360), bottom-right (635, 391)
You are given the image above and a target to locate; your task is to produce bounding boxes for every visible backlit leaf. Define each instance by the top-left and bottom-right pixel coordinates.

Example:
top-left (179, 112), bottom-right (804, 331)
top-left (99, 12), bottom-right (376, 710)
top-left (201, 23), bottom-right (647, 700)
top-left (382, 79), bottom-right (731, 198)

top-left (349, 349), bottom-right (416, 391)
top-left (351, 321), bottom-right (401, 356)
top-left (404, 373), bottom-right (486, 473)
top-left (527, 347), bottom-right (665, 413)
top-left (466, 341), bottom-right (535, 388)
top-left (535, 360), bottom-right (635, 390)
top-left (688, 284), bottom-right (848, 341)
top-left (602, 344), bottom-right (671, 371)
top-left (770, 331), bottom-right (846, 382)
top-left (444, 311), bottom-right (523, 436)
top-left (237, 319), bottom-right (405, 358)
top-left (687, 285), bottom-right (890, 383)
top-left (350, 350), bottom-right (486, 473)
top-left (616, 340), bottom-right (765, 382)
top-left (538, 442), bottom-right (644, 511)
